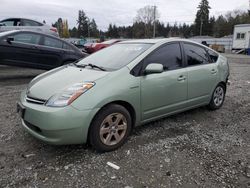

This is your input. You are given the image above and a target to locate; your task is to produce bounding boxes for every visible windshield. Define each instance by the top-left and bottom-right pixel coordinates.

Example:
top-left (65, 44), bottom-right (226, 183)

top-left (77, 43), bottom-right (152, 71)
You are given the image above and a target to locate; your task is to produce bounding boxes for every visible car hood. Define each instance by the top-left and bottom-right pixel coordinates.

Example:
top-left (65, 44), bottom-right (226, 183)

top-left (27, 65), bottom-right (109, 100)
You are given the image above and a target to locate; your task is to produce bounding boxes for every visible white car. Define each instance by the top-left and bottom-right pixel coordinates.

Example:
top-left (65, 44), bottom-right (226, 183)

top-left (0, 18), bottom-right (59, 37)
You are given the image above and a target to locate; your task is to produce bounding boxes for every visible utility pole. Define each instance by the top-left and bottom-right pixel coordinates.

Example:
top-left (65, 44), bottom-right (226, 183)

top-left (200, 18), bottom-right (203, 36)
top-left (87, 18), bottom-right (90, 38)
top-left (153, 5), bottom-right (156, 38)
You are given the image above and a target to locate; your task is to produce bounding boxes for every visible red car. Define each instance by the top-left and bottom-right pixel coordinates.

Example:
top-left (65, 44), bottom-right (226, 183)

top-left (85, 39), bottom-right (122, 54)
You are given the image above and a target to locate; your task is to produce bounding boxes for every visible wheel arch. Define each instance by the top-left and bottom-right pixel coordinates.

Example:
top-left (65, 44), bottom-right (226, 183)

top-left (86, 100), bottom-right (137, 144)
top-left (218, 81), bottom-right (227, 91)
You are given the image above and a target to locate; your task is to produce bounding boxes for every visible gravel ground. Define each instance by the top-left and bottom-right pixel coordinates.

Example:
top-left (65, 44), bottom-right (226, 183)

top-left (0, 54), bottom-right (250, 188)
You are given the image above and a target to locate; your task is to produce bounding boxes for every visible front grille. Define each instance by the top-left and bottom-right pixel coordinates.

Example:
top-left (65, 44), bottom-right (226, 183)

top-left (26, 96), bottom-right (46, 105)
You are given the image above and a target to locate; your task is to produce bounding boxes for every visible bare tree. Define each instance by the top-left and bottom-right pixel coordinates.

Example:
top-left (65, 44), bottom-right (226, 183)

top-left (134, 5), bottom-right (160, 38)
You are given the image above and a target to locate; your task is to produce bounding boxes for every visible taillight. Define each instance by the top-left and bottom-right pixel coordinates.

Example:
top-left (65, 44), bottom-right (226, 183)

top-left (50, 27), bottom-right (57, 33)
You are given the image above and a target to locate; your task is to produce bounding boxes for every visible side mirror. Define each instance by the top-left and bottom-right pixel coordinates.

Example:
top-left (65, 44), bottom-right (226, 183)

top-left (144, 63), bottom-right (164, 75)
top-left (6, 36), bottom-right (14, 44)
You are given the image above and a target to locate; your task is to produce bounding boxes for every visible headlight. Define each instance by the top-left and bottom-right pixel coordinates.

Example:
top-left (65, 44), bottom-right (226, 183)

top-left (46, 82), bottom-right (95, 107)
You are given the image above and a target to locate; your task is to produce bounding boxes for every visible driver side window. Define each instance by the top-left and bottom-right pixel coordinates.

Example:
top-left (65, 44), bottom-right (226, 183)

top-left (143, 43), bottom-right (182, 71)
top-left (12, 33), bottom-right (41, 44)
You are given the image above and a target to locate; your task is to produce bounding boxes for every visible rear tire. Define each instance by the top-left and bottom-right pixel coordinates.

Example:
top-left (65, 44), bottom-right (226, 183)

top-left (208, 83), bottom-right (226, 110)
top-left (89, 104), bottom-right (132, 152)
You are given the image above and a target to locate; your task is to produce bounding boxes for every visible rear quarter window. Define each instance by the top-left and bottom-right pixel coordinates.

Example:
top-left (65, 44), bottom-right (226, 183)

top-left (206, 49), bottom-right (219, 63)
top-left (22, 19), bottom-right (43, 26)
top-left (183, 43), bottom-right (210, 66)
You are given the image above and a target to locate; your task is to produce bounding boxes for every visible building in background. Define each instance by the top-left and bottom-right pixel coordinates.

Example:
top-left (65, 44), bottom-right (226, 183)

top-left (232, 24), bottom-right (250, 54)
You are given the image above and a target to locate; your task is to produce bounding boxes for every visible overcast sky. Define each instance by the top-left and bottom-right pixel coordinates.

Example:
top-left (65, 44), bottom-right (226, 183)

top-left (0, 0), bottom-right (248, 30)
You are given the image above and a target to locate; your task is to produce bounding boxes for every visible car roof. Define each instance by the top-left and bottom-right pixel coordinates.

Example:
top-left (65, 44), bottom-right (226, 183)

top-left (1, 30), bottom-right (57, 38)
top-left (0, 30), bottom-right (18, 36)
top-left (119, 38), bottom-right (219, 54)
top-left (0, 18), bottom-right (43, 24)
top-left (0, 30), bottom-right (80, 51)
top-left (119, 38), bottom-right (203, 44)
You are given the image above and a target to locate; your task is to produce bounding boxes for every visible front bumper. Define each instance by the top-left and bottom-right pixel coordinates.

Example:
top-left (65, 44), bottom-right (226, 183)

top-left (19, 91), bottom-right (99, 145)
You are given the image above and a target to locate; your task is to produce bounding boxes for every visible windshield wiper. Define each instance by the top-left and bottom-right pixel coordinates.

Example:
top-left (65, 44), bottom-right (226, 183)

top-left (86, 63), bottom-right (106, 71)
top-left (72, 62), bottom-right (106, 71)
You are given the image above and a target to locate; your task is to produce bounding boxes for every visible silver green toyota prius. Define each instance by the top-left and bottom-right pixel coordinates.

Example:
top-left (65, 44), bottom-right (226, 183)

top-left (17, 38), bottom-right (229, 152)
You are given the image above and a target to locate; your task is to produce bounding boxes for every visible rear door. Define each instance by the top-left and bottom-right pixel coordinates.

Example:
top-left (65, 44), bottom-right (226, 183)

top-left (182, 42), bottom-right (218, 106)
top-left (38, 36), bottom-right (64, 68)
top-left (140, 42), bottom-right (188, 121)
top-left (0, 32), bottom-right (41, 67)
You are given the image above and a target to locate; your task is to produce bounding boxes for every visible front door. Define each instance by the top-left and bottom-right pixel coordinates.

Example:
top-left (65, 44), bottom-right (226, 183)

top-left (1, 32), bottom-right (41, 67)
top-left (140, 42), bottom-right (188, 121)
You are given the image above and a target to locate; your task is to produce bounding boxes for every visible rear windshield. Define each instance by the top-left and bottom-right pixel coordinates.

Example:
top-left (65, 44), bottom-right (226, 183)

top-left (77, 43), bottom-right (152, 71)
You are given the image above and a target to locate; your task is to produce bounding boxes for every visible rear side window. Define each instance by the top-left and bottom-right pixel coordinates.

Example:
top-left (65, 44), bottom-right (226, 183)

top-left (143, 43), bottom-right (182, 70)
top-left (183, 43), bottom-right (210, 66)
top-left (206, 49), bottom-right (218, 63)
top-left (13, 33), bottom-right (41, 44)
top-left (43, 37), bottom-right (63, 49)
top-left (63, 43), bottom-right (73, 50)
top-left (21, 19), bottom-right (42, 26)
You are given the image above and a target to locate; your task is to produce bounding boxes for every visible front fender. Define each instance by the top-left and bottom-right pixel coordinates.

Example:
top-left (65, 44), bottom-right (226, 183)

top-left (71, 67), bottom-right (141, 125)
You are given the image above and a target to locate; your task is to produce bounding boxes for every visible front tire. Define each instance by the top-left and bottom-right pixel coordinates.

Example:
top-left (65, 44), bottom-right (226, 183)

top-left (208, 84), bottom-right (226, 110)
top-left (89, 104), bottom-right (132, 152)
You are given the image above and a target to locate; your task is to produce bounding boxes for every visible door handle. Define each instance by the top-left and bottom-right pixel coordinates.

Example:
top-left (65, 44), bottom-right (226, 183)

top-left (177, 75), bottom-right (186, 81)
top-left (211, 69), bottom-right (217, 74)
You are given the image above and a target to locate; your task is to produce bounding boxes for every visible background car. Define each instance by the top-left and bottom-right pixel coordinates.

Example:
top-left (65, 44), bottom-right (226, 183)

top-left (0, 18), bottom-right (59, 36)
top-left (84, 39), bottom-right (123, 53)
top-left (0, 30), bottom-right (88, 70)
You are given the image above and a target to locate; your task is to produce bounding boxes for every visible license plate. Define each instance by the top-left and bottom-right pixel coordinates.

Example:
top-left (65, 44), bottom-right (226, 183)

top-left (17, 102), bottom-right (25, 119)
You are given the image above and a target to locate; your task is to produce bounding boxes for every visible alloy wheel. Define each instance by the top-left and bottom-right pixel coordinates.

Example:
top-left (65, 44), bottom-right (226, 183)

top-left (213, 86), bottom-right (224, 106)
top-left (99, 113), bottom-right (128, 146)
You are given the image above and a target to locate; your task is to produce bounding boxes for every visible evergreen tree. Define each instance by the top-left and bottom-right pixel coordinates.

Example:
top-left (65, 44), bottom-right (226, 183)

top-left (89, 19), bottom-right (99, 38)
top-left (77, 10), bottom-right (89, 38)
top-left (69, 27), bottom-right (78, 38)
top-left (194, 0), bottom-right (211, 35)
